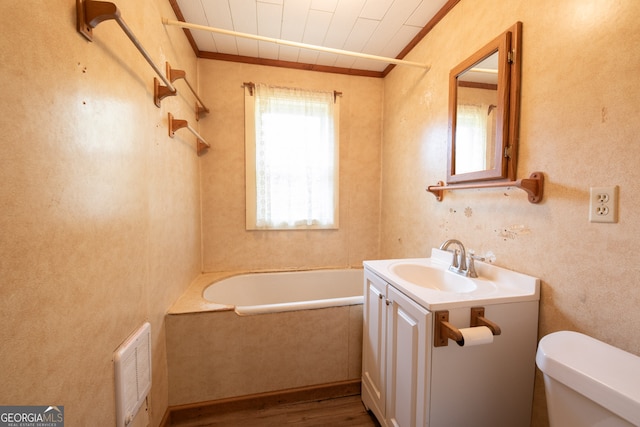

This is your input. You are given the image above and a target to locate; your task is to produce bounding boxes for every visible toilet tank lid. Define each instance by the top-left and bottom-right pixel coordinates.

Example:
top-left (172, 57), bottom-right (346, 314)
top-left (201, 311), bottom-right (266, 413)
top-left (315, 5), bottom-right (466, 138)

top-left (536, 331), bottom-right (640, 426)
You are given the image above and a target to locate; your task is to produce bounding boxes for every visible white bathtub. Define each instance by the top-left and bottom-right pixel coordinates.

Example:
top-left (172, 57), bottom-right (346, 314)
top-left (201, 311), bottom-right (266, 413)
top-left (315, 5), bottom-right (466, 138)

top-left (166, 268), bottom-right (365, 405)
top-left (203, 268), bottom-right (364, 315)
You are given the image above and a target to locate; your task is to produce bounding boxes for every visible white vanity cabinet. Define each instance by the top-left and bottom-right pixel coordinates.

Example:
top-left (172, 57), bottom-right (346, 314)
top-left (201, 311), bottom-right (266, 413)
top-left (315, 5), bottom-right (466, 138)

top-left (362, 268), bottom-right (431, 427)
top-left (361, 254), bottom-right (540, 427)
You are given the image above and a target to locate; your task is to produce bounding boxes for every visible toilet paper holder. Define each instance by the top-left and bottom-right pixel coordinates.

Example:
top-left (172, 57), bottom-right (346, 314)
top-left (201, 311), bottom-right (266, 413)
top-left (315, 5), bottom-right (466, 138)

top-left (434, 307), bottom-right (501, 347)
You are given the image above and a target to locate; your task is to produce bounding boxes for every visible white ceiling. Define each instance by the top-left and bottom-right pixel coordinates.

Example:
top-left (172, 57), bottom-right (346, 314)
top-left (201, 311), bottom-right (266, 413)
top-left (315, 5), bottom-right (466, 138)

top-left (172, 0), bottom-right (452, 75)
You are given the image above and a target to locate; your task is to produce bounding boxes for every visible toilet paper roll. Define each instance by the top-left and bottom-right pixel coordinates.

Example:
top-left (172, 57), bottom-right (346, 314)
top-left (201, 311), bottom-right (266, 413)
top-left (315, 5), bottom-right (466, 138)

top-left (457, 326), bottom-right (494, 347)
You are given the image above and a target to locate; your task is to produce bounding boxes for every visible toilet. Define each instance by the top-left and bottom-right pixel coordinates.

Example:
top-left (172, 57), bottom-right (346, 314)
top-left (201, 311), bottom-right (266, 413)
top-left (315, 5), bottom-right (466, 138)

top-left (536, 331), bottom-right (640, 426)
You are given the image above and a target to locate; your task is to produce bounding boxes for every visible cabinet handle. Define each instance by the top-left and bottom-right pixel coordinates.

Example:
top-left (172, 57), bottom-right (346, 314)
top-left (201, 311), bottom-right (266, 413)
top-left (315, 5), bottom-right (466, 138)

top-left (386, 299), bottom-right (393, 306)
top-left (379, 293), bottom-right (383, 300)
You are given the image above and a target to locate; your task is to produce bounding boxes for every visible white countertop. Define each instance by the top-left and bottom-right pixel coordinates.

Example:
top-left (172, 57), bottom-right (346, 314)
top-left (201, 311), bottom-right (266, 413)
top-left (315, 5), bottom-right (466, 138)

top-left (364, 249), bottom-right (540, 310)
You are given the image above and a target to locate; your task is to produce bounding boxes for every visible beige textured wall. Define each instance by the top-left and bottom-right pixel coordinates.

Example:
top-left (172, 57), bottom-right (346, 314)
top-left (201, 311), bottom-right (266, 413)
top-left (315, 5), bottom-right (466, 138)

top-left (0, 1), bottom-right (201, 425)
top-left (381, 0), bottom-right (640, 425)
top-left (199, 60), bottom-right (383, 272)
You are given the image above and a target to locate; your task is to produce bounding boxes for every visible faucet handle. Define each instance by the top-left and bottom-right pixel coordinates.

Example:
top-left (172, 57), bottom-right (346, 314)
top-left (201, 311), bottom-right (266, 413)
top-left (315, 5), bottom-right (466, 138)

top-left (469, 253), bottom-right (485, 262)
top-left (467, 249), bottom-right (485, 262)
top-left (466, 252), bottom-right (484, 278)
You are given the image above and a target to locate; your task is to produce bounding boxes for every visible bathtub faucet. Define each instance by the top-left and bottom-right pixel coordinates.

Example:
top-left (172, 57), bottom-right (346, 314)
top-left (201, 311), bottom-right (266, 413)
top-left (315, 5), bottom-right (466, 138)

top-left (438, 239), bottom-right (475, 277)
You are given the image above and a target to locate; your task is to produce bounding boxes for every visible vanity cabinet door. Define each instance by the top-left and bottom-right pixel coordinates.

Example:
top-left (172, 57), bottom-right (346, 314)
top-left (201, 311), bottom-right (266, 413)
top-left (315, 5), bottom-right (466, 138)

top-left (385, 286), bottom-right (431, 427)
top-left (362, 270), bottom-right (388, 422)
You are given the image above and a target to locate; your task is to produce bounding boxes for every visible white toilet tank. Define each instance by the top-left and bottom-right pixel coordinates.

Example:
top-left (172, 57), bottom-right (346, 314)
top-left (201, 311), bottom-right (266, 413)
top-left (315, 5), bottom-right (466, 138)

top-left (536, 331), bottom-right (640, 427)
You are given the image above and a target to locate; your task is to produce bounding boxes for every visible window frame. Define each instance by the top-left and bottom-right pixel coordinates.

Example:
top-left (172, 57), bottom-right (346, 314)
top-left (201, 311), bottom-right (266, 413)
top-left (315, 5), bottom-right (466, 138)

top-left (244, 84), bottom-right (340, 230)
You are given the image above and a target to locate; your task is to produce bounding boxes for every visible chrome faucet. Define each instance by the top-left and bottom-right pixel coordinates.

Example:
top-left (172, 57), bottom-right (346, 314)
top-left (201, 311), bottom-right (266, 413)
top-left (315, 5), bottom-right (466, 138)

top-left (438, 239), bottom-right (482, 278)
top-left (439, 239), bottom-right (467, 275)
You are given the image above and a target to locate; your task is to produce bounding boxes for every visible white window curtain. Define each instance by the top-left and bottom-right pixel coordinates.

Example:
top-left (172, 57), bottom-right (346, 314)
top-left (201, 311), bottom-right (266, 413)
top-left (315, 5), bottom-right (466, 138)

top-left (245, 84), bottom-right (339, 230)
top-left (455, 104), bottom-right (488, 174)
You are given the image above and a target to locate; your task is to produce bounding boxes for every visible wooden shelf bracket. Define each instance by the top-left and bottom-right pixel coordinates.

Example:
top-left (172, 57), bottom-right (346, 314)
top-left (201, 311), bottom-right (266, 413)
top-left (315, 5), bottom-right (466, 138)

top-left (166, 63), bottom-right (210, 120)
top-left (168, 113), bottom-right (210, 156)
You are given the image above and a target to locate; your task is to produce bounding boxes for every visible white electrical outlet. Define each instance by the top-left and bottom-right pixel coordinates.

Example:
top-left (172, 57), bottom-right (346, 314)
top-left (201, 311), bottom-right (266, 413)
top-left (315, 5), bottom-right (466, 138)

top-left (589, 186), bottom-right (618, 223)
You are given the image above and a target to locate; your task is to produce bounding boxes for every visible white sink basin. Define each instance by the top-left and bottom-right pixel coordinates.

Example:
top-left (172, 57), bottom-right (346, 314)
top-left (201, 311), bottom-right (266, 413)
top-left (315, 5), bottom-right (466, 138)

top-left (390, 262), bottom-right (477, 293)
top-left (364, 248), bottom-right (541, 310)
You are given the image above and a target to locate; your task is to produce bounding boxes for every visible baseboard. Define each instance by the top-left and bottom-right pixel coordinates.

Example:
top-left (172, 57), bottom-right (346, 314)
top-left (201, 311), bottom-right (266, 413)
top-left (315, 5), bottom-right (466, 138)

top-left (160, 379), bottom-right (361, 426)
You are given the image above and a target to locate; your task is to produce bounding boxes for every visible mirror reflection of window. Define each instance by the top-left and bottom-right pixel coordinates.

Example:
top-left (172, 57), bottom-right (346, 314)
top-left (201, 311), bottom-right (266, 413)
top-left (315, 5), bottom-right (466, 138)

top-left (455, 77), bottom-right (498, 174)
top-left (453, 51), bottom-right (499, 176)
top-left (455, 104), bottom-right (488, 174)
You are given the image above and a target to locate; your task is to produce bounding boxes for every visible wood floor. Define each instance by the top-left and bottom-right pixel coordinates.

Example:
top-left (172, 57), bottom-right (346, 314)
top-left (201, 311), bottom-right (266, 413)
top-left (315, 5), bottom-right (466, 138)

top-left (169, 395), bottom-right (381, 427)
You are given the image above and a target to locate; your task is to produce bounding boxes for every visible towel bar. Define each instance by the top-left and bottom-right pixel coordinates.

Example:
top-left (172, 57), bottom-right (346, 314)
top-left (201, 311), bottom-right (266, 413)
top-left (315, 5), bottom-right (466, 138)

top-left (427, 172), bottom-right (544, 204)
top-left (77, 0), bottom-right (176, 96)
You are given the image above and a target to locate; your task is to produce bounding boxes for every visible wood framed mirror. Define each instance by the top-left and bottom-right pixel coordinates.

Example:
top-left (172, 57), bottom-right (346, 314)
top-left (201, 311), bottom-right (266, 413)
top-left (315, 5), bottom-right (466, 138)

top-left (447, 22), bottom-right (522, 184)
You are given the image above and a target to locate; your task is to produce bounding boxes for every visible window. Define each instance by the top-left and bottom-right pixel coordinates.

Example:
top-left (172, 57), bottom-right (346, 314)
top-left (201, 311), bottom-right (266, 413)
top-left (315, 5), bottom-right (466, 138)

top-left (244, 84), bottom-right (340, 230)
